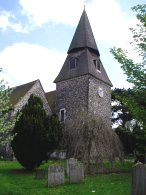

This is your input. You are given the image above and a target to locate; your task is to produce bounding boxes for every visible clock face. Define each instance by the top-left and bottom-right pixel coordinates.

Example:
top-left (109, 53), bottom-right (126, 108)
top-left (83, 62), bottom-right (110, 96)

top-left (98, 87), bottom-right (103, 97)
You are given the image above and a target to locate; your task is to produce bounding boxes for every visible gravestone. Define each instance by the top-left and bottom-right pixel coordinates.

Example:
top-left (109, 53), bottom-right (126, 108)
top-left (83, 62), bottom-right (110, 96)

top-left (48, 165), bottom-right (65, 186)
top-left (66, 158), bottom-right (77, 176)
top-left (35, 168), bottom-right (46, 179)
top-left (131, 163), bottom-right (146, 195)
top-left (69, 162), bottom-right (84, 183)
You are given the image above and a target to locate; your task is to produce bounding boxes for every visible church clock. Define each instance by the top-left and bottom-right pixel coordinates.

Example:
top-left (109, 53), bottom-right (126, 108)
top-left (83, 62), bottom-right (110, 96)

top-left (98, 87), bottom-right (103, 97)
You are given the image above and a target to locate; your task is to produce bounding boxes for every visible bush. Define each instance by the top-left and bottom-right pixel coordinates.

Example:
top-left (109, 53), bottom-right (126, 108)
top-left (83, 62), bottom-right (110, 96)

top-left (12, 94), bottom-right (63, 170)
top-left (45, 114), bottom-right (63, 153)
top-left (11, 95), bottom-right (48, 170)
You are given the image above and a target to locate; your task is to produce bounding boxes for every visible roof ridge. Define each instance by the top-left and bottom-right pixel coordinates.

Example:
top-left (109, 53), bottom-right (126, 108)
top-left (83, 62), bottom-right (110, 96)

top-left (10, 79), bottom-right (40, 106)
top-left (13, 79), bottom-right (39, 89)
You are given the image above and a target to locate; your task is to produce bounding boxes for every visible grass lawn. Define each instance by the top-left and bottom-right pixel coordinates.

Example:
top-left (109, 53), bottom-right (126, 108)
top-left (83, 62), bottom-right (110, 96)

top-left (0, 160), bottom-right (132, 195)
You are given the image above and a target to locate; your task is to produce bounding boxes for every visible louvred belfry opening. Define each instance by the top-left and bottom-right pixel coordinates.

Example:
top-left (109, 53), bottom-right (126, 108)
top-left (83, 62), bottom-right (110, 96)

top-left (54, 9), bottom-right (112, 87)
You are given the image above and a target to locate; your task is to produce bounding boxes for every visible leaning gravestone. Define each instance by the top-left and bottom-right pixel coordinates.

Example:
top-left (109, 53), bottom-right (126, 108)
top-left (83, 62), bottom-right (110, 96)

top-left (48, 165), bottom-right (65, 186)
top-left (131, 162), bottom-right (146, 195)
top-left (66, 158), bottom-right (77, 176)
top-left (69, 162), bottom-right (84, 183)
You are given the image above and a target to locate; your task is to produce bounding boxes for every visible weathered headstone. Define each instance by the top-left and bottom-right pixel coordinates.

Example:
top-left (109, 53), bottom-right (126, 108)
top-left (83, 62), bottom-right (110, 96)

top-left (69, 162), bottom-right (84, 183)
top-left (35, 169), bottom-right (46, 179)
top-left (131, 162), bottom-right (146, 195)
top-left (48, 165), bottom-right (65, 186)
top-left (66, 158), bottom-right (77, 176)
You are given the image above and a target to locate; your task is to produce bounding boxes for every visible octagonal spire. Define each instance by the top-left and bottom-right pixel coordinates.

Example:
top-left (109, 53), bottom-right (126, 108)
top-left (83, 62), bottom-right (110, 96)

top-left (68, 9), bottom-right (99, 55)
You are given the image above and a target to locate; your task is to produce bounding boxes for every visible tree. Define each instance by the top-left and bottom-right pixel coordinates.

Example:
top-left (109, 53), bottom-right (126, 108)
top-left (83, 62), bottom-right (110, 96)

top-left (110, 4), bottom-right (146, 123)
top-left (112, 88), bottom-right (136, 154)
top-left (110, 4), bottom-right (146, 162)
top-left (112, 88), bottom-right (145, 157)
top-left (111, 88), bottom-right (133, 127)
top-left (63, 113), bottom-right (123, 169)
top-left (0, 68), bottom-right (16, 146)
top-left (11, 94), bottom-right (63, 170)
top-left (12, 95), bottom-right (48, 170)
top-left (45, 114), bottom-right (63, 155)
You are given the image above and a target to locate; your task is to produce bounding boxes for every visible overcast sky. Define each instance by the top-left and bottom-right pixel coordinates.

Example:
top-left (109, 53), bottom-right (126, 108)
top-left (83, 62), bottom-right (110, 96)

top-left (0, 0), bottom-right (145, 91)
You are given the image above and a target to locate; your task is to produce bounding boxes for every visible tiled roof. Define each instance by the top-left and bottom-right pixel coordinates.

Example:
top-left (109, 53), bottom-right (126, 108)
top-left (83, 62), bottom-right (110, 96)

top-left (45, 90), bottom-right (56, 113)
top-left (10, 80), bottom-right (38, 106)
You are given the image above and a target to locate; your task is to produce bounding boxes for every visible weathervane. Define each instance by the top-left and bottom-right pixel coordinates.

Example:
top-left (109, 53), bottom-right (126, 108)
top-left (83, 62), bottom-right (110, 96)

top-left (84, 0), bottom-right (89, 10)
top-left (84, 0), bottom-right (87, 10)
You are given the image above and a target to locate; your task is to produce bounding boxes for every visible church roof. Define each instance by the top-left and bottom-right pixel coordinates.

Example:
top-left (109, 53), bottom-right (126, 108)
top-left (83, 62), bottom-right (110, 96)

top-left (68, 9), bottom-right (99, 55)
top-left (54, 49), bottom-right (112, 86)
top-left (54, 9), bottom-right (112, 86)
top-left (10, 80), bottom-right (38, 106)
top-left (45, 90), bottom-right (56, 114)
top-left (9, 80), bottom-right (53, 115)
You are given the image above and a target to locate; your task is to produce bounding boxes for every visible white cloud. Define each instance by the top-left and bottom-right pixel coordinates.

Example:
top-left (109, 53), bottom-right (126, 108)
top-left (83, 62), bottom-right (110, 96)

top-left (0, 10), bottom-right (28, 32)
top-left (19, 0), bottom-right (137, 46)
top-left (0, 42), bottom-right (66, 91)
top-left (0, 0), bottom-right (138, 46)
top-left (0, 10), bottom-right (10, 31)
top-left (87, 0), bottom-right (134, 46)
top-left (0, 0), bottom-right (139, 91)
top-left (19, 0), bottom-right (84, 27)
top-left (90, 1), bottom-right (139, 51)
top-left (0, 42), bottom-right (133, 92)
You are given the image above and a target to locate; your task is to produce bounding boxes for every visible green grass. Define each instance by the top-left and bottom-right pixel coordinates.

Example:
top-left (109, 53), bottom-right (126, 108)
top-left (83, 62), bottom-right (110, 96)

top-left (102, 159), bottom-right (133, 172)
top-left (0, 160), bottom-right (132, 195)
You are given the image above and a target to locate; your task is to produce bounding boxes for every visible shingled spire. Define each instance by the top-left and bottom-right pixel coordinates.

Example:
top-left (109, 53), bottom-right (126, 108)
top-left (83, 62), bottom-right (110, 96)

top-left (68, 9), bottom-right (99, 55)
top-left (54, 9), bottom-right (112, 87)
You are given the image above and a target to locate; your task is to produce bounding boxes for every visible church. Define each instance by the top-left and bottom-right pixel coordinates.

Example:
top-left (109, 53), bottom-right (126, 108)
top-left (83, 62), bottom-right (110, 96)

top-left (10, 8), bottom-right (112, 127)
top-left (0, 8), bottom-right (116, 160)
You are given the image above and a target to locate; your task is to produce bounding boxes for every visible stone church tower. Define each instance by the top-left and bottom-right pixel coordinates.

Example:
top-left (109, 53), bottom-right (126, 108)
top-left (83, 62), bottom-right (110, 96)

top-left (54, 9), bottom-right (112, 123)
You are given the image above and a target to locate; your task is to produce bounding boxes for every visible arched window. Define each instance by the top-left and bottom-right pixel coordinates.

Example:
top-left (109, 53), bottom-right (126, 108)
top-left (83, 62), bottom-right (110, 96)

top-left (59, 108), bottom-right (66, 122)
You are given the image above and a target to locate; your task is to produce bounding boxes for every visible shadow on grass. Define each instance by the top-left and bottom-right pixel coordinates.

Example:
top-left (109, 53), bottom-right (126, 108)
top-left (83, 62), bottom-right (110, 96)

top-left (10, 168), bottom-right (35, 175)
top-left (0, 167), bottom-right (35, 176)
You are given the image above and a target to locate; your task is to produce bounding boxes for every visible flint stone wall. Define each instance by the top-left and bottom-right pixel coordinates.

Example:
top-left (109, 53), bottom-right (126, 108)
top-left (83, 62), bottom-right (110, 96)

top-left (12, 80), bottom-right (52, 117)
top-left (56, 75), bottom-right (89, 119)
top-left (56, 75), bottom-right (112, 125)
top-left (88, 77), bottom-right (112, 126)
